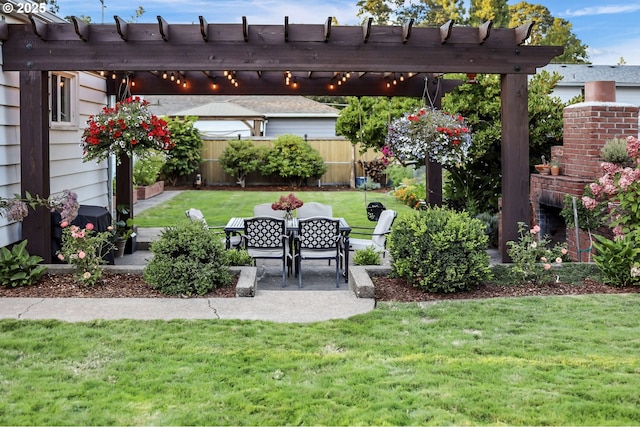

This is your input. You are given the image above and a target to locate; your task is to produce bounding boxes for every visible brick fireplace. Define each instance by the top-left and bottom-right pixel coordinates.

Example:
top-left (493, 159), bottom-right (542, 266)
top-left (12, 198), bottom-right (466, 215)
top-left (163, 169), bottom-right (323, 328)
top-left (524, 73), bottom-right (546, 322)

top-left (529, 81), bottom-right (639, 261)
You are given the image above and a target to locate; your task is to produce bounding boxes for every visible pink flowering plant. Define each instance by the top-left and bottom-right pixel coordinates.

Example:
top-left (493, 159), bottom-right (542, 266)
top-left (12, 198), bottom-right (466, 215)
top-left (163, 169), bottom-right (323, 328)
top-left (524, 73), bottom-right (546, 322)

top-left (271, 193), bottom-right (304, 213)
top-left (81, 96), bottom-right (174, 164)
top-left (573, 136), bottom-right (640, 285)
top-left (57, 222), bottom-right (114, 286)
top-left (506, 222), bottom-right (568, 285)
top-left (384, 107), bottom-right (472, 168)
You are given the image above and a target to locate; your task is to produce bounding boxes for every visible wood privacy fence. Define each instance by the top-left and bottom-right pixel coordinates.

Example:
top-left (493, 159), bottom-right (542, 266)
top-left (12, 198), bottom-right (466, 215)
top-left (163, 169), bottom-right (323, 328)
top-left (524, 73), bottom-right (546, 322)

top-left (199, 137), bottom-right (381, 186)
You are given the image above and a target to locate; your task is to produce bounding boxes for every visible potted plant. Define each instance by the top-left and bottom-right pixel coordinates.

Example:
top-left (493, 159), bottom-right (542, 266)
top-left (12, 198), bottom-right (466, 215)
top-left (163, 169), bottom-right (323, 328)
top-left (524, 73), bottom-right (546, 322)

top-left (535, 156), bottom-right (550, 175)
top-left (271, 193), bottom-right (304, 221)
top-left (550, 159), bottom-right (561, 176)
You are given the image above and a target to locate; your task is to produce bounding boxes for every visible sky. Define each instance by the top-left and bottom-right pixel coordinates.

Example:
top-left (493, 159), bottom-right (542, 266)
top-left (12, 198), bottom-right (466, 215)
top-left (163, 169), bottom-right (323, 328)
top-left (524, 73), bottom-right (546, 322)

top-left (53, 0), bottom-right (640, 66)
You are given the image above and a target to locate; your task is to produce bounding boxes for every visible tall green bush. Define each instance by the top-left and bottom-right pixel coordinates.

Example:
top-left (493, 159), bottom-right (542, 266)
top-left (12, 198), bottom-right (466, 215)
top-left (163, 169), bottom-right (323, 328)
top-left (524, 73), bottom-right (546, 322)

top-left (388, 207), bottom-right (491, 292)
top-left (219, 139), bottom-right (267, 187)
top-left (260, 134), bottom-right (327, 186)
top-left (144, 220), bottom-right (232, 296)
top-left (161, 116), bottom-right (203, 186)
top-left (134, 152), bottom-right (166, 186)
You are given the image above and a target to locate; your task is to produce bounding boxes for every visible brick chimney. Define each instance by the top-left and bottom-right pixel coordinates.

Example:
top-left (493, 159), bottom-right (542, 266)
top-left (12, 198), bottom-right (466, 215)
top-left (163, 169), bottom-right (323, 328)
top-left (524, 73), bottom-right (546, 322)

top-left (529, 81), bottom-right (639, 261)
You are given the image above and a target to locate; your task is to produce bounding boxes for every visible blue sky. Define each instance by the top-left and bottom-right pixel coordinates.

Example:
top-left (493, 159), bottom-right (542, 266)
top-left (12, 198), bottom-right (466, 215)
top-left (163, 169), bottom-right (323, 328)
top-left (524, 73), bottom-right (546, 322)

top-left (54, 0), bottom-right (640, 65)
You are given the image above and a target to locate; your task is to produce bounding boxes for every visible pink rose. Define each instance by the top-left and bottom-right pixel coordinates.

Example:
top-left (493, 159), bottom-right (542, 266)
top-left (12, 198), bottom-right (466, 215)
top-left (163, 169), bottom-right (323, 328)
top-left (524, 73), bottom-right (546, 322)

top-left (57, 253), bottom-right (65, 261)
top-left (561, 248), bottom-right (568, 255)
top-left (544, 263), bottom-right (551, 270)
top-left (78, 250), bottom-right (86, 259)
top-left (86, 223), bottom-right (94, 231)
top-left (555, 257), bottom-right (563, 264)
top-left (60, 221), bottom-right (69, 228)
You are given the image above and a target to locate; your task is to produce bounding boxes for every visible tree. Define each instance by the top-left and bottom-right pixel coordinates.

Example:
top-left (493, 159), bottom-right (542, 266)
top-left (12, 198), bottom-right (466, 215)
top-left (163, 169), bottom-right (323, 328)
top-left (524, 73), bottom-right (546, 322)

top-left (509, 2), bottom-right (589, 64)
top-left (335, 96), bottom-right (422, 153)
top-left (356, 0), bottom-right (589, 63)
top-left (161, 116), bottom-right (203, 186)
top-left (441, 71), bottom-right (573, 214)
top-left (260, 135), bottom-right (327, 187)
top-left (219, 139), bottom-right (267, 188)
top-left (468, 0), bottom-right (509, 26)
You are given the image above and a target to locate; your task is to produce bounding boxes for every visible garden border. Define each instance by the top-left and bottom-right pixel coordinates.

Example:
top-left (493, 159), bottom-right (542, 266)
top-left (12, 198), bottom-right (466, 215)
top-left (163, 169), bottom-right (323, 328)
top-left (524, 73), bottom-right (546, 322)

top-left (45, 265), bottom-right (257, 298)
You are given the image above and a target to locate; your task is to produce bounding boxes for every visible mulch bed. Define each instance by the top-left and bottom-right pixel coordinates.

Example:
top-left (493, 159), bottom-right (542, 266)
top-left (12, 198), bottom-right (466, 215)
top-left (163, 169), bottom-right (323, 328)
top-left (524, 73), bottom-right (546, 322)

top-left (2, 272), bottom-right (639, 302)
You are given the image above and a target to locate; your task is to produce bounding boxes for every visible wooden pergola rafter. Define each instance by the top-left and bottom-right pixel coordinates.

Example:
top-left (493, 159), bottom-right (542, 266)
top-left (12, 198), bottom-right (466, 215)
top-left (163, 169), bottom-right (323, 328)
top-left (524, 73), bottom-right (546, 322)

top-left (0, 16), bottom-right (562, 262)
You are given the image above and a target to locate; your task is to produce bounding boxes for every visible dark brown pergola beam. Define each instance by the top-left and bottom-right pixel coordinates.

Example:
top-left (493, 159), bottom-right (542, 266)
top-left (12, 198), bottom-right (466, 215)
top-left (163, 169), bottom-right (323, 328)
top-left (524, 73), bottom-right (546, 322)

top-left (478, 20), bottom-right (492, 44)
top-left (114, 16), bottom-right (128, 40)
top-left (3, 23), bottom-right (560, 75)
top-left (157, 16), bottom-right (169, 41)
top-left (199, 16), bottom-right (208, 41)
top-left (70, 16), bottom-right (89, 41)
top-left (402, 18), bottom-right (413, 43)
top-left (109, 71), bottom-right (453, 96)
top-left (323, 17), bottom-right (331, 41)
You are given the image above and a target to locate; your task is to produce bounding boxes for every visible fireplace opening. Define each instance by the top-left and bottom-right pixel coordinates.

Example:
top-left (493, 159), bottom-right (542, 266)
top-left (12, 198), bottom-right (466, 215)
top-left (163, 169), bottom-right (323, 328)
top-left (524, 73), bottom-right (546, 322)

top-left (537, 204), bottom-right (566, 246)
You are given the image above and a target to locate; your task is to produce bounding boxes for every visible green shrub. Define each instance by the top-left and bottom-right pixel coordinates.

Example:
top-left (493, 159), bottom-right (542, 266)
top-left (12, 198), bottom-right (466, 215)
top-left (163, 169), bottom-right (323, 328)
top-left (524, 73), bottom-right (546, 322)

top-left (600, 137), bottom-right (631, 165)
top-left (0, 240), bottom-right (46, 287)
top-left (219, 139), bottom-right (268, 188)
top-left (387, 207), bottom-right (491, 292)
top-left (475, 212), bottom-right (499, 248)
top-left (385, 164), bottom-right (414, 188)
top-left (353, 246), bottom-right (382, 266)
top-left (593, 230), bottom-right (640, 287)
top-left (391, 180), bottom-right (426, 209)
top-left (134, 152), bottom-right (166, 186)
top-left (260, 134), bottom-right (327, 186)
top-left (223, 249), bottom-right (253, 266)
top-left (144, 220), bottom-right (232, 295)
top-left (161, 116), bottom-right (203, 186)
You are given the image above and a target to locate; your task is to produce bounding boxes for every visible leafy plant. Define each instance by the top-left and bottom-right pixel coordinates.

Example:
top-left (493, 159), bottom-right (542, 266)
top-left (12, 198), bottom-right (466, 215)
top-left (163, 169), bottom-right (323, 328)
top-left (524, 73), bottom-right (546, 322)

top-left (144, 220), bottom-right (232, 296)
top-left (222, 249), bottom-right (252, 266)
top-left (592, 230), bottom-right (640, 287)
top-left (353, 246), bottom-right (382, 266)
top-left (475, 212), bottom-right (499, 248)
top-left (134, 152), bottom-right (166, 186)
top-left (506, 222), bottom-right (568, 285)
top-left (260, 134), bottom-right (327, 187)
top-left (57, 223), bottom-right (114, 286)
top-left (219, 139), bottom-right (268, 187)
top-left (0, 240), bottom-right (47, 287)
top-left (391, 180), bottom-right (426, 209)
top-left (161, 116), bottom-right (203, 186)
top-left (384, 164), bottom-right (414, 188)
top-left (600, 137), bottom-right (632, 165)
top-left (358, 158), bottom-right (389, 184)
top-left (387, 207), bottom-right (491, 292)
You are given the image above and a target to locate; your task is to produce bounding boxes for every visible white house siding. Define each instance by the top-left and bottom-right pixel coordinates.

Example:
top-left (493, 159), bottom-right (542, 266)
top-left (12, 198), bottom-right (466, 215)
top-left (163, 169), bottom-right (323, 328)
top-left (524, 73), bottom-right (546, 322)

top-left (50, 72), bottom-right (109, 207)
top-left (0, 68), bottom-right (108, 248)
top-left (264, 117), bottom-right (338, 138)
top-left (0, 68), bottom-right (21, 247)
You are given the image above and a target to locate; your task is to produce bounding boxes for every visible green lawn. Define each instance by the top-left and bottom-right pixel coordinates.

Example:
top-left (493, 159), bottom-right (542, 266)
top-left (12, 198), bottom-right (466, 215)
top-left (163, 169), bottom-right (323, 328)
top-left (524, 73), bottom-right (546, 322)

top-left (134, 189), bottom-right (415, 229)
top-left (2, 295), bottom-right (640, 425)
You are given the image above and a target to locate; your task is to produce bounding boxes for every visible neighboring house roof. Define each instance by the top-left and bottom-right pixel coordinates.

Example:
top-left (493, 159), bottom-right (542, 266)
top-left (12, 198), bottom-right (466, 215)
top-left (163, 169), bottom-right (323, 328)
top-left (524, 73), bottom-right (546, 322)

top-left (146, 95), bottom-right (339, 118)
top-left (540, 64), bottom-right (640, 87)
top-left (172, 102), bottom-right (264, 120)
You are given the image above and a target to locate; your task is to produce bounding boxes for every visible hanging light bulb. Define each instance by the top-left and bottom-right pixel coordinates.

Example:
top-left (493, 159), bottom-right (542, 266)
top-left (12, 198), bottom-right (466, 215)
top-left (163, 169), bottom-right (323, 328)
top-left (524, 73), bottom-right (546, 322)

top-left (99, 70), bottom-right (105, 77)
top-left (111, 72), bottom-right (117, 80)
top-left (329, 83), bottom-right (335, 90)
top-left (212, 82), bottom-right (218, 90)
top-left (130, 79), bottom-right (136, 87)
top-left (176, 77), bottom-right (181, 85)
top-left (162, 71), bottom-right (168, 79)
top-left (182, 80), bottom-right (187, 88)
top-left (170, 72), bottom-right (175, 82)
top-left (292, 78), bottom-right (298, 89)
top-left (399, 73), bottom-right (405, 82)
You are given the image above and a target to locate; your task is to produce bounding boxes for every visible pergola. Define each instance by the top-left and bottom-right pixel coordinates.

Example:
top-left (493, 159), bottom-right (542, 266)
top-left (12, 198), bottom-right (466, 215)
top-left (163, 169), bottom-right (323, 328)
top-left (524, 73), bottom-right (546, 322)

top-left (0, 16), bottom-right (562, 262)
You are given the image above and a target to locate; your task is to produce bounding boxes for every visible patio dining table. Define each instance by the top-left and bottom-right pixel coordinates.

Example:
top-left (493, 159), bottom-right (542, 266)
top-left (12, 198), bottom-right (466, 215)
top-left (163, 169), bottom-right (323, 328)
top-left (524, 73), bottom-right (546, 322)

top-left (224, 216), bottom-right (352, 282)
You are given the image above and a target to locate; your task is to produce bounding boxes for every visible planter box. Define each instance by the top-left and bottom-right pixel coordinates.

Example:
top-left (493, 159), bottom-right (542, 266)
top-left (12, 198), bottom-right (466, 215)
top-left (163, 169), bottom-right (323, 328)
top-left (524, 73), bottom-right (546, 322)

top-left (136, 181), bottom-right (164, 200)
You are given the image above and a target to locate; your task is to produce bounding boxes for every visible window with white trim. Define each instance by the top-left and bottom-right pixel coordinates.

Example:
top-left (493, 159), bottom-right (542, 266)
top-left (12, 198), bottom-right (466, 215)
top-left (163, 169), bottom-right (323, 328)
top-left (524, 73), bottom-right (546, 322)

top-left (51, 72), bottom-right (76, 125)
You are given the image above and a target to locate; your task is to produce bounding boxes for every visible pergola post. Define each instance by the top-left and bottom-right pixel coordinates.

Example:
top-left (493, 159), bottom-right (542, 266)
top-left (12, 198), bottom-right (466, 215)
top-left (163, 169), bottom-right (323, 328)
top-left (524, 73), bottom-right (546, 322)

top-left (19, 71), bottom-right (52, 263)
top-left (500, 73), bottom-right (530, 262)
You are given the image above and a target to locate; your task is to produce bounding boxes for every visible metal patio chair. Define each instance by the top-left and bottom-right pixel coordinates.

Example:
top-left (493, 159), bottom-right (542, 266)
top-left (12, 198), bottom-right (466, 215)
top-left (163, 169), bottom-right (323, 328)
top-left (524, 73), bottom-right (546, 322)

top-left (242, 216), bottom-right (291, 288)
top-left (294, 217), bottom-right (343, 288)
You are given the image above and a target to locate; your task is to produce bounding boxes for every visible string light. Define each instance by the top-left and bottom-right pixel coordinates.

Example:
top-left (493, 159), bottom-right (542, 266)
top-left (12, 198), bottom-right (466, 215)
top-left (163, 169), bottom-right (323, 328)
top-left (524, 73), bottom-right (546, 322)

top-left (162, 71), bottom-right (167, 79)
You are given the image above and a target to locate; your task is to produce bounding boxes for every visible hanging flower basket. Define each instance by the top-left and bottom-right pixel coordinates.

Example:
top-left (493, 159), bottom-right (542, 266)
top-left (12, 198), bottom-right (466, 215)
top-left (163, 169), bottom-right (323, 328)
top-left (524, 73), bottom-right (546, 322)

top-left (80, 96), bottom-right (174, 164)
top-left (384, 107), bottom-right (473, 168)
